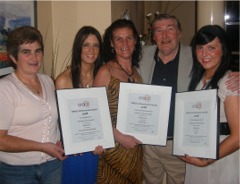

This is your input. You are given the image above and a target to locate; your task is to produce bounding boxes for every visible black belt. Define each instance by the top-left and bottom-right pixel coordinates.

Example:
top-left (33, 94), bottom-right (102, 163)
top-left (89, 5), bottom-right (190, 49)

top-left (166, 123), bottom-right (229, 140)
top-left (220, 123), bottom-right (230, 135)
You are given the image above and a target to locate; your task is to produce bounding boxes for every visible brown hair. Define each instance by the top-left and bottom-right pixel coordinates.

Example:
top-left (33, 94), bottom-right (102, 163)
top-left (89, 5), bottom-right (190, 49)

top-left (6, 26), bottom-right (43, 69)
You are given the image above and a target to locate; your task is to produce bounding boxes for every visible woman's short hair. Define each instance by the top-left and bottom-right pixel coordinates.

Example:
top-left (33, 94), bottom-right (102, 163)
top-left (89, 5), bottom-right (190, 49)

top-left (7, 26), bottom-right (43, 68)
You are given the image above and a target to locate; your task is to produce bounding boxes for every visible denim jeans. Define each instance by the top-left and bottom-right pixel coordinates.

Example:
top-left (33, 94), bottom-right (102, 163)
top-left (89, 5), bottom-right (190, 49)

top-left (0, 159), bottom-right (62, 184)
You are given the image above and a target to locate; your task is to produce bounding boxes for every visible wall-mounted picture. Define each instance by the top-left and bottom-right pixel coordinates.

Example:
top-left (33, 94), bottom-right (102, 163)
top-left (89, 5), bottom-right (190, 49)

top-left (0, 1), bottom-right (36, 77)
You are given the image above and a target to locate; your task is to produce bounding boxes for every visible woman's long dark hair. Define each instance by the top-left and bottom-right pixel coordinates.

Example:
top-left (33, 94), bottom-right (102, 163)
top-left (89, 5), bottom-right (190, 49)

top-left (71, 26), bottom-right (103, 88)
top-left (189, 25), bottom-right (231, 91)
top-left (102, 19), bottom-right (142, 67)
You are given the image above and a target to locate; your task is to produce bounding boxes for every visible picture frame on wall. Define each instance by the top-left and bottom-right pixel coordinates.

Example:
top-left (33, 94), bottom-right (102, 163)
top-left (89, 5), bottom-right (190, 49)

top-left (0, 1), bottom-right (36, 78)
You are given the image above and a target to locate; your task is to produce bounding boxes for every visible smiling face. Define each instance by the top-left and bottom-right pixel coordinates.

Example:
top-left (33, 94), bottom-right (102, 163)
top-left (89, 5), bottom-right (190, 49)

top-left (152, 18), bottom-right (181, 56)
top-left (196, 37), bottom-right (223, 75)
top-left (81, 34), bottom-right (100, 65)
top-left (111, 27), bottom-right (136, 60)
top-left (11, 41), bottom-right (43, 75)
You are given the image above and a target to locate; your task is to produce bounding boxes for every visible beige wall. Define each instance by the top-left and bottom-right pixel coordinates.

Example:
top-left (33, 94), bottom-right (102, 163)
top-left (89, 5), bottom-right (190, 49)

top-left (197, 1), bottom-right (225, 29)
top-left (37, 1), bottom-right (195, 78)
top-left (111, 1), bottom-right (144, 36)
top-left (37, 1), bottom-right (111, 78)
top-left (160, 1), bottom-right (196, 45)
top-left (112, 1), bottom-right (196, 45)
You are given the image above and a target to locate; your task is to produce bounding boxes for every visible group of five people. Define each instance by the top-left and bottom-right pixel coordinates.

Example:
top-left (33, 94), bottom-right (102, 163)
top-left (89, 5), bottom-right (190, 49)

top-left (0, 14), bottom-right (239, 184)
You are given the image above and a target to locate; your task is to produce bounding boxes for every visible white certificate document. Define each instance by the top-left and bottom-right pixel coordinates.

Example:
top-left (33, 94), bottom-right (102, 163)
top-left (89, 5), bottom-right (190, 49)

top-left (116, 82), bottom-right (172, 146)
top-left (173, 89), bottom-right (219, 159)
top-left (56, 87), bottom-right (115, 155)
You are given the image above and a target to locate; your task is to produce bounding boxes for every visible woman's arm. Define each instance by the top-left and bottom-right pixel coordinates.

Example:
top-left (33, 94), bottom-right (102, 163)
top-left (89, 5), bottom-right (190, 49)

top-left (113, 128), bottom-right (142, 149)
top-left (179, 95), bottom-right (239, 167)
top-left (0, 130), bottom-right (65, 160)
top-left (218, 95), bottom-right (239, 158)
top-left (226, 72), bottom-right (240, 93)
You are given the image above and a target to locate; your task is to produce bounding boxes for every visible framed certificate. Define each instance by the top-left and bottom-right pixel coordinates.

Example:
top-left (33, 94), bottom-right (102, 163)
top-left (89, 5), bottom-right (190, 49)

top-left (56, 87), bottom-right (115, 155)
top-left (173, 89), bottom-right (219, 159)
top-left (116, 82), bottom-right (172, 146)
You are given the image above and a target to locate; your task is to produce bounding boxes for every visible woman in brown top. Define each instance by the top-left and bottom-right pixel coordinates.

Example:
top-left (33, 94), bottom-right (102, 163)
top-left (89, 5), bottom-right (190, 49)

top-left (93, 19), bottom-right (143, 184)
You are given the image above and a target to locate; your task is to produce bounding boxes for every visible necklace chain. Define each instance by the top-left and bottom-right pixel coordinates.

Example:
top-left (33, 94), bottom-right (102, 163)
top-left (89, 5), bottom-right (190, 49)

top-left (80, 76), bottom-right (93, 88)
top-left (115, 59), bottom-right (135, 83)
top-left (22, 81), bottom-right (41, 95)
top-left (115, 59), bottom-right (133, 77)
top-left (15, 72), bottom-right (42, 95)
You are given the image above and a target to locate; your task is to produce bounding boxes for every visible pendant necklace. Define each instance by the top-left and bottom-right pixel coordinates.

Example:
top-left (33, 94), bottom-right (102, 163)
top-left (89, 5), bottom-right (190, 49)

top-left (23, 81), bottom-right (42, 95)
top-left (115, 59), bottom-right (135, 83)
top-left (80, 72), bottom-right (93, 88)
top-left (15, 72), bottom-right (42, 96)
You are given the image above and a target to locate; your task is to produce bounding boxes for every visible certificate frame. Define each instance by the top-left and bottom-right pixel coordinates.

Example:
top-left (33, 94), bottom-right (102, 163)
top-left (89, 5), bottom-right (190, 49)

top-left (173, 89), bottom-right (219, 159)
top-left (116, 82), bottom-right (172, 146)
top-left (56, 87), bottom-right (115, 155)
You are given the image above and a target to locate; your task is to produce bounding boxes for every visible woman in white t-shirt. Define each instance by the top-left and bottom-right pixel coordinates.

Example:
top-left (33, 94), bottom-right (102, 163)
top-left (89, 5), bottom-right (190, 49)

top-left (180, 25), bottom-right (239, 184)
top-left (0, 26), bottom-right (66, 184)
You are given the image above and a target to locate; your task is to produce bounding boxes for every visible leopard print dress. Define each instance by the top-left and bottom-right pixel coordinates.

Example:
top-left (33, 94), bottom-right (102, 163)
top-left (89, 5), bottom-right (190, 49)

top-left (96, 76), bottom-right (143, 184)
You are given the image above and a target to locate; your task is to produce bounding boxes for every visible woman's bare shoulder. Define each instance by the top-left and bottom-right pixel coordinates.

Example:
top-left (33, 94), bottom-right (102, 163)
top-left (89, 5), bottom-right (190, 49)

top-left (98, 63), bottom-right (111, 74)
top-left (94, 63), bottom-right (112, 87)
top-left (55, 68), bottom-right (73, 89)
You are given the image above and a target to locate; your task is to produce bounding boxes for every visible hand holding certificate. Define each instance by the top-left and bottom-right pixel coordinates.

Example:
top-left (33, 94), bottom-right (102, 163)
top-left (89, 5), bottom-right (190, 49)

top-left (56, 87), bottom-right (115, 155)
top-left (173, 89), bottom-right (219, 159)
top-left (116, 82), bottom-right (172, 146)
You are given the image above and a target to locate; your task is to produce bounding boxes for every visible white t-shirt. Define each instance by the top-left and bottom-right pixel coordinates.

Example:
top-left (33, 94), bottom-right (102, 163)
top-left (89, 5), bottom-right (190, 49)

top-left (196, 70), bottom-right (239, 122)
top-left (0, 73), bottom-right (60, 165)
top-left (185, 71), bottom-right (240, 184)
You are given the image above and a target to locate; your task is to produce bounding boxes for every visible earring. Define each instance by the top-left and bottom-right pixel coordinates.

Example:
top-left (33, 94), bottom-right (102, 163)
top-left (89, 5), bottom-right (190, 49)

top-left (111, 48), bottom-right (115, 53)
